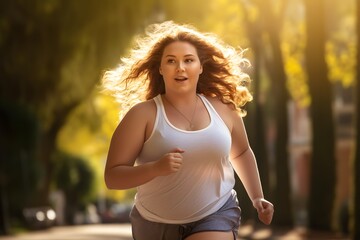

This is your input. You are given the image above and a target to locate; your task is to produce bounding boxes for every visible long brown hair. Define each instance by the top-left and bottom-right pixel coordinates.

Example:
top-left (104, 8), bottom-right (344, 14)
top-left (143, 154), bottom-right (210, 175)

top-left (102, 21), bottom-right (252, 116)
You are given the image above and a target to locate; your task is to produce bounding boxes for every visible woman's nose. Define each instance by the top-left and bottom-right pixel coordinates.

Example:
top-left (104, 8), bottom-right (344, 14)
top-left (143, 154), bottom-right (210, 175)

top-left (176, 62), bottom-right (185, 72)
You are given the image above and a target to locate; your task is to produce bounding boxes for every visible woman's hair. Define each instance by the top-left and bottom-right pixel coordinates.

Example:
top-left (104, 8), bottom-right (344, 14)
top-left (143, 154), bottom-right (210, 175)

top-left (102, 21), bottom-right (252, 116)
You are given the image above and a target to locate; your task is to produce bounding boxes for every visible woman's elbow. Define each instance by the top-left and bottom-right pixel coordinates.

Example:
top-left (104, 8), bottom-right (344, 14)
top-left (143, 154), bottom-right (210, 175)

top-left (104, 174), bottom-right (115, 190)
top-left (104, 169), bottom-right (121, 190)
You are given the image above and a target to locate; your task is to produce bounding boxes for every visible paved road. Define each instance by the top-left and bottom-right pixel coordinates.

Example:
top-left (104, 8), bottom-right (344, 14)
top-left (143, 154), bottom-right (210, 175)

top-left (0, 224), bottom-right (133, 240)
top-left (0, 223), bottom-right (350, 240)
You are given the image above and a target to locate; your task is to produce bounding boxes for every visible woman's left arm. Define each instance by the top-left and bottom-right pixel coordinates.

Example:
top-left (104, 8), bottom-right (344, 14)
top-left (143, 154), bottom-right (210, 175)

top-left (229, 109), bottom-right (274, 225)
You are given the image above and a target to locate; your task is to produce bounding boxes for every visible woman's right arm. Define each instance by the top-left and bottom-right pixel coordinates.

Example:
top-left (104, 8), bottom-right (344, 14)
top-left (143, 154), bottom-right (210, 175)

top-left (104, 102), bottom-right (183, 190)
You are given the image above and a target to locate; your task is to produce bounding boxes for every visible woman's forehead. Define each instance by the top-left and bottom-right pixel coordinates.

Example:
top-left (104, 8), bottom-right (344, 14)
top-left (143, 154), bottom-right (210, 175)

top-left (162, 41), bottom-right (198, 56)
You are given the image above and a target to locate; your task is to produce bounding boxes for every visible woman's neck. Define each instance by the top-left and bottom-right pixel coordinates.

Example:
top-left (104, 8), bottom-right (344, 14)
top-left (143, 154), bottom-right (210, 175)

top-left (163, 92), bottom-right (198, 106)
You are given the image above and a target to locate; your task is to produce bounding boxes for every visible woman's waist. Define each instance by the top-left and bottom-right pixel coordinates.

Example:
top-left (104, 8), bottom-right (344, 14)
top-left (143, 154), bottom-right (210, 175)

top-left (134, 188), bottom-right (233, 224)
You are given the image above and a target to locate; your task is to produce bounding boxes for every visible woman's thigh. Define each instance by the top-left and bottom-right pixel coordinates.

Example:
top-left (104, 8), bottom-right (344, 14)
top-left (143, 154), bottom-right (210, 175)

top-left (130, 206), bottom-right (180, 240)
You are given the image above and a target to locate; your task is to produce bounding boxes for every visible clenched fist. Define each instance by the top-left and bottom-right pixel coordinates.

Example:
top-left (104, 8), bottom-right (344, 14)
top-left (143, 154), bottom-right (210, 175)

top-left (154, 148), bottom-right (185, 176)
top-left (253, 198), bottom-right (274, 225)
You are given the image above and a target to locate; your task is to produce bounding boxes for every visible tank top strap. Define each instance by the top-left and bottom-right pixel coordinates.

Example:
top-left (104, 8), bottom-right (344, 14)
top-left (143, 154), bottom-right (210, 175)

top-left (152, 94), bottom-right (165, 127)
top-left (198, 94), bottom-right (230, 133)
top-left (153, 94), bottom-right (228, 134)
top-left (153, 94), bottom-right (162, 110)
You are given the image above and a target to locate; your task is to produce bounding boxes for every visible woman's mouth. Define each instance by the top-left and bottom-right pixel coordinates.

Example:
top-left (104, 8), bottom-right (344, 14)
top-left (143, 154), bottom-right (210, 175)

top-left (175, 77), bottom-right (188, 81)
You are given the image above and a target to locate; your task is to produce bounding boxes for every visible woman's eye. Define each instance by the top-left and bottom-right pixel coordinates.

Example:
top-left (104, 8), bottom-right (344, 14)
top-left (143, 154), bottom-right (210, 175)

top-left (167, 59), bottom-right (175, 63)
top-left (185, 59), bottom-right (194, 63)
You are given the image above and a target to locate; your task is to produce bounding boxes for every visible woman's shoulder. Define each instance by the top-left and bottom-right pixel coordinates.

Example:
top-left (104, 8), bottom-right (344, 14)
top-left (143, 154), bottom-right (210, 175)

top-left (113, 98), bottom-right (157, 141)
top-left (203, 95), bottom-right (240, 131)
top-left (127, 98), bottom-right (156, 117)
top-left (203, 95), bottom-right (236, 114)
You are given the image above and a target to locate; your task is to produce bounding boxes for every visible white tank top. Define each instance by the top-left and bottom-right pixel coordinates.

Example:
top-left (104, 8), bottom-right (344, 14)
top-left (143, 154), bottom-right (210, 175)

top-left (134, 94), bottom-right (235, 224)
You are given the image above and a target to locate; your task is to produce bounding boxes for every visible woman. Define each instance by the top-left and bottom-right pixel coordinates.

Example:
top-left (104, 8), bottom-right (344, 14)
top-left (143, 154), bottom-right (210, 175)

top-left (103, 21), bottom-right (274, 240)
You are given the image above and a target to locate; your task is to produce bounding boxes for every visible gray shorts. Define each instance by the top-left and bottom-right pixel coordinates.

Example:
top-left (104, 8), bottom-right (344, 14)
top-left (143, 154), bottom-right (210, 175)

top-left (130, 190), bottom-right (241, 240)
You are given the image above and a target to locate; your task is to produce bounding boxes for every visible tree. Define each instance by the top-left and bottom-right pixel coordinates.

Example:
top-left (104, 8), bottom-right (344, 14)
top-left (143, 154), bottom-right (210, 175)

top-left (0, 0), bottom-right (157, 229)
top-left (240, 0), bottom-right (293, 226)
top-left (260, 0), bottom-right (293, 227)
top-left (0, 102), bottom-right (40, 234)
top-left (53, 151), bottom-right (95, 225)
top-left (304, 0), bottom-right (336, 230)
top-left (352, 0), bottom-right (360, 238)
top-left (240, 1), bottom-right (271, 223)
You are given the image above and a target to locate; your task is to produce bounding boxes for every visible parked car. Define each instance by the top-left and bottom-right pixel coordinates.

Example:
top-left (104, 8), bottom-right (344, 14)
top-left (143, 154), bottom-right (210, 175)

top-left (23, 206), bottom-right (56, 229)
top-left (99, 203), bottom-right (132, 223)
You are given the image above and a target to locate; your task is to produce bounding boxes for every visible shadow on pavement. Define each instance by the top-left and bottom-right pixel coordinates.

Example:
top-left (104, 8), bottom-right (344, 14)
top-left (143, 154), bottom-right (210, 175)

top-left (237, 224), bottom-right (350, 240)
top-left (0, 224), bottom-right (132, 240)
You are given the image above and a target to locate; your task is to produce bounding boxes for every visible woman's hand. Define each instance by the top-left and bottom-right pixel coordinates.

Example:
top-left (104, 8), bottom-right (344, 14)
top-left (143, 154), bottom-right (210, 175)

top-left (153, 148), bottom-right (185, 176)
top-left (253, 198), bottom-right (274, 225)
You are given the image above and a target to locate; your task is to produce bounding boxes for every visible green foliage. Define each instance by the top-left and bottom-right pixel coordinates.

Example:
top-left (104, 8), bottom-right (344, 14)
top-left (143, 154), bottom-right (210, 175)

top-left (325, 0), bottom-right (356, 88)
top-left (0, 0), bottom-right (159, 226)
top-left (0, 0), bottom-right (157, 129)
top-left (52, 150), bottom-right (96, 224)
top-left (159, 0), bottom-right (247, 46)
top-left (52, 151), bottom-right (95, 208)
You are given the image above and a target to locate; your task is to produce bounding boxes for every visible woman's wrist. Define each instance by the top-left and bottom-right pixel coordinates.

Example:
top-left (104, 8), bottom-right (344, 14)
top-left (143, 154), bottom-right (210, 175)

top-left (252, 197), bottom-right (264, 207)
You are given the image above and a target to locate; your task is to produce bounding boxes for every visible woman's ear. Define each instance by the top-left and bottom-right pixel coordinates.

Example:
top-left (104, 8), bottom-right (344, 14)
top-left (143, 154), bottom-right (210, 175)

top-left (159, 68), bottom-right (163, 75)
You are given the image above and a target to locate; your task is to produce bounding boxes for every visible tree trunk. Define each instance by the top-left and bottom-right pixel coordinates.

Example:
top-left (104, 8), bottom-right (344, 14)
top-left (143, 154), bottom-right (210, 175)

top-left (240, 0), bottom-right (293, 226)
top-left (256, 0), bottom-right (293, 227)
top-left (36, 101), bottom-right (81, 205)
top-left (0, 186), bottom-right (9, 235)
top-left (239, 2), bottom-right (271, 224)
top-left (304, 0), bottom-right (336, 230)
top-left (0, 137), bottom-right (8, 235)
top-left (352, 0), bottom-right (360, 238)
top-left (266, 31), bottom-right (293, 228)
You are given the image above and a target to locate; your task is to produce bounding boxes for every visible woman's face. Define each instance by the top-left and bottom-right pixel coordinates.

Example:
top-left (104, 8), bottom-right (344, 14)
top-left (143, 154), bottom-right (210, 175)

top-left (160, 41), bottom-right (203, 94)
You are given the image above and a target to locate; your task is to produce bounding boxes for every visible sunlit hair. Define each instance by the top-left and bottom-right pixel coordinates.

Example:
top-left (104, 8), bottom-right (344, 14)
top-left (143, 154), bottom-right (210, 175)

top-left (102, 21), bottom-right (253, 117)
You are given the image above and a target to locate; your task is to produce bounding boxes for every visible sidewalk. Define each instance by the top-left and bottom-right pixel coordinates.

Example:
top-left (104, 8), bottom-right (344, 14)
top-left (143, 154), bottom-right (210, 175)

top-left (0, 223), bottom-right (350, 240)
top-left (0, 224), bottom-right (132, 240)
top-left (238, 224), bottom-right (350, 240)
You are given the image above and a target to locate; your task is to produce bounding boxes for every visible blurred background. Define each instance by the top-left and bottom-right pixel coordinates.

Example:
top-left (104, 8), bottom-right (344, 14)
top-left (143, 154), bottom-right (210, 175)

top-left (0, 0), bottom-right (359, 239)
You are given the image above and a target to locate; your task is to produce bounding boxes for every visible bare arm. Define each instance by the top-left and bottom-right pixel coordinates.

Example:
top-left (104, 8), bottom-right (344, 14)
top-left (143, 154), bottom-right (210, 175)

top-left (204, 97), bottom-right (265, 201)
top-left (104, 102), bottom-right (184, 190)
top-left (229, 109), bottom-right (274, 225)
top-left (229, 112), bottom-right (264, 202)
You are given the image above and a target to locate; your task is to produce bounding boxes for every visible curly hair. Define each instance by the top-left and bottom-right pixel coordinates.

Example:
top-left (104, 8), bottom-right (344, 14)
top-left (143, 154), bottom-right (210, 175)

top-left (102, 21), bottom-right (252, 116)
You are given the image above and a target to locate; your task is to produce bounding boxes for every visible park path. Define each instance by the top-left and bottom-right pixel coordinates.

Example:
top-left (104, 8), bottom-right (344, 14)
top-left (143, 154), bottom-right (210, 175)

top-left (0, 224), bottom-right (132, 240)
top-left (0, 223), bottom-right (350, 240)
